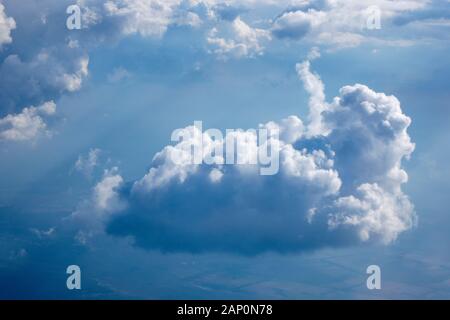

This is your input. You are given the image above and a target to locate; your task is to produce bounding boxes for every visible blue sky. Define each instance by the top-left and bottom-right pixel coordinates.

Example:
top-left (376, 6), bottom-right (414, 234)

top-left (0, 0), bottom-right (450, 299)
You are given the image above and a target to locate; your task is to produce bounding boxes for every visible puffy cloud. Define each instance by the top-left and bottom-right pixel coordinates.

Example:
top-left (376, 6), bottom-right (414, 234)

top-left (93, 167), bottom-right (126, 213)
top-left (75, 0), bottom-right (211, 38)
top-left (71, 167), bottom-right (127, 233)
top-left (207, 17), bottom-right (271, 59)
top-left (0, 1), bottom-right (92, 114)
top-left (0, 1), bottom-right (91, 142)
top-left (272, 9), bottom-right (326, 40)
top-left (78, 0), bottom-right (440, 53)
top-left (103, 0), bottom-right (183, 37)
top-left (295, 54), bottom-right (328, 136)
top-left (0, 51), bottom-right (89, 115)
top-left (264, 115), bottom-right (305, 144)
top-left (0, 0), bottom-right (204, 118)
top-left (323, 83), bottom-right (415, 190)
top-left (0, 0), bottom-right (439, 117)
top-left (0, 101), bottom-right (56, 141)
top-left (319, 80), bottom-right (416, 244)
top-left (0, 3), bottom-right (15, 48)
top-left (330, 183), bottom-right (415, 244)
top-left (74, 54), bottom-right (415, 255)
top-left (59, 56), bottom-right (89, 92)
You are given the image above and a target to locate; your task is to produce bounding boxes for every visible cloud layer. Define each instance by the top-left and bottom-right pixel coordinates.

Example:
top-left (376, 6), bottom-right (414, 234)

top-left (0, 0), bottom-right (444, 141)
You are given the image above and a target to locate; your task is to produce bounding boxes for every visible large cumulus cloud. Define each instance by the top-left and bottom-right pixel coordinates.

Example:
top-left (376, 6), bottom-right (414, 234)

top-left (77, 54), bottom-right (415, 255)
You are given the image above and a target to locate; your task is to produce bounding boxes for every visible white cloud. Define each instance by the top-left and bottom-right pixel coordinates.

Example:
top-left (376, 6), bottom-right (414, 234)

top-left (93, 167), bottom-right (126, 213)
top-left (295, 55), bottom-right (328, 136)
top-left (0, 1), bottom-right (90, 119)
top-left (0, 101), bottom-right (56, 141)
top-left (71, 0), bottom-right (443, 55)
top-left (330, 183), bottom-right (415, 243)
top-left (132, 123), bottom-right (340, 195)
top-left (0, 3), bottom-right (15, 48)
top-left (270, 0), bottom-right (429, 49)
top-left (264, 115), bottom-right (305, 145)
top-left (70, 167), bottom-right (127, 229)
top-left (272, 9), bottom-right (326, 40)
top-left (0, 51), bottom-right (89, 113)
top-left (77, 0), bottom-right (103, 28)
top-left (319, 79), bottom-right (416, 243)
top-left (207, 17), bottom-right (271, 59)
top-left (104, 0), bottom-right (183, 38)
top-left (59, 57), bottom-right (89, 92)
top-left (71, 167), bottom-right (126, 234)
top-left (0, 0), bottom-right (438, 116)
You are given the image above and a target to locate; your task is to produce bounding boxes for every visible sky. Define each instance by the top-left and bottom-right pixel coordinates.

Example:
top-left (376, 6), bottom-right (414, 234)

top-left (0, 0), bottom-right (450, 299)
